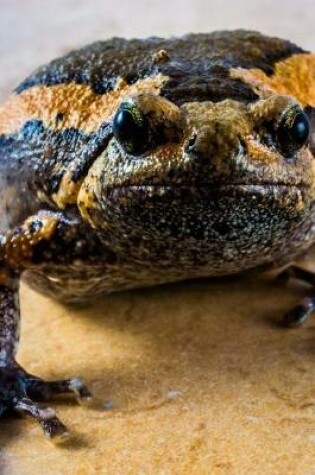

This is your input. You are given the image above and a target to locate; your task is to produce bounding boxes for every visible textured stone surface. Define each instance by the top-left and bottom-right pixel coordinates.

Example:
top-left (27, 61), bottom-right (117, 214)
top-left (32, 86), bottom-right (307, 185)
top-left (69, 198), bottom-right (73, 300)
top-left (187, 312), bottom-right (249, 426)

top-left (0, 1), bottom-right (314, 473)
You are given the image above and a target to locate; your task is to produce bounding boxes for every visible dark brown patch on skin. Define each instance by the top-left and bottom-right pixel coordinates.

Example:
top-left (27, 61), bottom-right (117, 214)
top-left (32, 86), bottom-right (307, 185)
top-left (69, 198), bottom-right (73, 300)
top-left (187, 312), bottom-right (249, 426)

top-left (0, 122), bottom-right (93, 231)
top-left (16, 31), bottom-right (306, 95)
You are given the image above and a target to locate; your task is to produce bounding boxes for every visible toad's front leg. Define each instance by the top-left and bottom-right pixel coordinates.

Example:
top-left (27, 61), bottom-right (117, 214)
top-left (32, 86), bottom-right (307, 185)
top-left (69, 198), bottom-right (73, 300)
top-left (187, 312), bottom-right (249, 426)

top-left (280, 265), bottom-right (315, 327)
top-left (0, 211), bottom-right (102, 440)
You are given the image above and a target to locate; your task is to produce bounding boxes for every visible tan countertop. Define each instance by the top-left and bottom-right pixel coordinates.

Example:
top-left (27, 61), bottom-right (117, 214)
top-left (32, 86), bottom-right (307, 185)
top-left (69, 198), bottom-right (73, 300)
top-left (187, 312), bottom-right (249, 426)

top-left (0, 266), bottom-right (314, 474)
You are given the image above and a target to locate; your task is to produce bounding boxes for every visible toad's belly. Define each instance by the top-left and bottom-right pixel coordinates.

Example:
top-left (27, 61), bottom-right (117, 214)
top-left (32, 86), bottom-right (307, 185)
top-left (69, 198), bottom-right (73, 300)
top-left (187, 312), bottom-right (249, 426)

top-left (22, 241), bottom-right (310, 303)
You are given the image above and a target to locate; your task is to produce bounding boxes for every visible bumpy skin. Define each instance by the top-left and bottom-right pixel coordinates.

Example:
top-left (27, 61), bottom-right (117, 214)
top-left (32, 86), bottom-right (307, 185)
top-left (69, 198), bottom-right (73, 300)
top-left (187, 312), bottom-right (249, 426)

top-left (0, 30), bottom-right (314, 438)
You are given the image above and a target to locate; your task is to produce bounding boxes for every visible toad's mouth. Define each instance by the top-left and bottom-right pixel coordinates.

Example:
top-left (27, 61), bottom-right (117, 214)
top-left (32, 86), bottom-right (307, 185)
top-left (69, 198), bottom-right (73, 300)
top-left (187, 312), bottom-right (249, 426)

top-left (102, 183), bottom-right (307, 204)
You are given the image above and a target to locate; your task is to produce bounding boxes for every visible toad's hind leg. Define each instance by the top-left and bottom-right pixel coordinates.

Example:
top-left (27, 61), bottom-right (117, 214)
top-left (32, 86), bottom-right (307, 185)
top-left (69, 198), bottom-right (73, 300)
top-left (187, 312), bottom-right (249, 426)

top-left (280, 265), bottom-right (315, 327)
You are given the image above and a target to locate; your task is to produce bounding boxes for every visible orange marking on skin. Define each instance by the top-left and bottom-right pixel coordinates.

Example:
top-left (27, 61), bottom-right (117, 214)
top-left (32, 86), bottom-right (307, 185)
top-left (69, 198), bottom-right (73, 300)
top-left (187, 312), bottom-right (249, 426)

top-left (77, 180), bottom-right (99, 227)
top-left (0, 74), bottom-right (169, 135)
top-left (52, 173), bottom-right (85, 209)
top-left (246, 137), bottom-right (279, 164)
top-left (231, 53), bottom-right (315, 107)
top-left (2, 215), bottom-right (58, 269)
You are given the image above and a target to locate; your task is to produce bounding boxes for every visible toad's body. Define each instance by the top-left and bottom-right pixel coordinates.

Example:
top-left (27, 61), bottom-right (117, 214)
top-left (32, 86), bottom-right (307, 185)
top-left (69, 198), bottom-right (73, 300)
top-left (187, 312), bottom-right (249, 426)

top-left (0, 31), bottom-right (314, 438)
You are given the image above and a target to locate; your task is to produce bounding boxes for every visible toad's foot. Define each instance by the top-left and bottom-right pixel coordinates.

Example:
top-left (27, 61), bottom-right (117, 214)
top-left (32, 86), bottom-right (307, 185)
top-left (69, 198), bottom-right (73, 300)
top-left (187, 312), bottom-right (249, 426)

top-left (279, 265), bottom-right (315, 327)
top-left (0, 364), bottom-right (93, 441)
top-left (282, 297), bottom-right (315, 327)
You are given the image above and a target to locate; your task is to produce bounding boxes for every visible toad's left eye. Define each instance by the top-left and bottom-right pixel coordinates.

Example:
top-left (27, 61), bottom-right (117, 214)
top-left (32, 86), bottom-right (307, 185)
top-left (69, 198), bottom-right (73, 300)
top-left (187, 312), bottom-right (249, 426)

top-left (113, 103), bottom-right (150, 155)
top-left (277, 106), bottom-right (310, 157)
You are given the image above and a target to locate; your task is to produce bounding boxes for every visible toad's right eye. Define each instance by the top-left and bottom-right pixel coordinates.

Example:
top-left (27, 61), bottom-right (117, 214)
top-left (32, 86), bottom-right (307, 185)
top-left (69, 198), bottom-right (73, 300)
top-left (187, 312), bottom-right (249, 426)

top-left (113, 102), bottom-right (150, 156)
top-left (277, 106), bottom-right (310, 157)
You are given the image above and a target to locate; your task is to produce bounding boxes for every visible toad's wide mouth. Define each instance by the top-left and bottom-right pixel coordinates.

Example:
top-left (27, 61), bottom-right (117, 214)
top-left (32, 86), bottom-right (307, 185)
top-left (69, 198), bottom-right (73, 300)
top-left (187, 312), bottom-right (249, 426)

top-left (102, 183), bottom-right (307, 205)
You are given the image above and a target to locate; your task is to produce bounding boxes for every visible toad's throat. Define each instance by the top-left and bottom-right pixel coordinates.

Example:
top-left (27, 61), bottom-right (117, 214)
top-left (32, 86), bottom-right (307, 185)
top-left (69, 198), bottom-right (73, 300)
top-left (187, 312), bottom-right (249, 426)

top-left (95, 182), bottom-right (309, 248)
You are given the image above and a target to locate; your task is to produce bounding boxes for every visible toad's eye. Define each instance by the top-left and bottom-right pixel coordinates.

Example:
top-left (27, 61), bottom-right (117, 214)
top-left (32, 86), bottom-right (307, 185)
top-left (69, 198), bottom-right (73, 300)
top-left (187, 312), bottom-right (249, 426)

top-left (277, 106), bottom-right (310, 157)
top-left (113, 102), bottom-right (150, 155)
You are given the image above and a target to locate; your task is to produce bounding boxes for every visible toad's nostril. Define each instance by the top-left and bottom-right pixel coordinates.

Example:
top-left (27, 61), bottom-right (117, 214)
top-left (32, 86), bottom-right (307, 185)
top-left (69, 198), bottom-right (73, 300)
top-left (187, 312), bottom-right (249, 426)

top-left (185, 133), bottom-right (198, 154)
